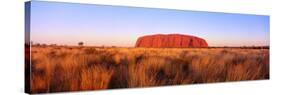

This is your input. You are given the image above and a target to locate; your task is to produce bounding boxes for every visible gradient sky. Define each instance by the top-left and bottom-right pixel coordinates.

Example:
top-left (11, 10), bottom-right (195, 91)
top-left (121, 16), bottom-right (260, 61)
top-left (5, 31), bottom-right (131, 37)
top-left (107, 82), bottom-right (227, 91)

top-left (29, 1), bottom-right (269, 47)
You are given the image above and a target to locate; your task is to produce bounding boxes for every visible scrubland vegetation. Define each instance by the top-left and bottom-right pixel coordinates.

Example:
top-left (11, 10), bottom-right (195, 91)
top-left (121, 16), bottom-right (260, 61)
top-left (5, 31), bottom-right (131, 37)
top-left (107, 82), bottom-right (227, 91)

top-left (29, 46), bottom-right (269, 93)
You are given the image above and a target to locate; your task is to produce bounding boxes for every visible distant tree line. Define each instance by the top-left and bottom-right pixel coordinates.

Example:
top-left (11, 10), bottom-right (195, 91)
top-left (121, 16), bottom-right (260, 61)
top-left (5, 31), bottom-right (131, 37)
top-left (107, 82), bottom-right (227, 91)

top-left (30, 41), bottom-right (85, 47)
top-left (207, 46), bottom-right (269, 49)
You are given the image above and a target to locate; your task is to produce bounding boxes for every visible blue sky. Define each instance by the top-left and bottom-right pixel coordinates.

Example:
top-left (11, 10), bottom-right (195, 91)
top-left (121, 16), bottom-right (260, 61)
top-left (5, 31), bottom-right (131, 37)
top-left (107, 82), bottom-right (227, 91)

top-left (29, 1), bottom-right (269, 47)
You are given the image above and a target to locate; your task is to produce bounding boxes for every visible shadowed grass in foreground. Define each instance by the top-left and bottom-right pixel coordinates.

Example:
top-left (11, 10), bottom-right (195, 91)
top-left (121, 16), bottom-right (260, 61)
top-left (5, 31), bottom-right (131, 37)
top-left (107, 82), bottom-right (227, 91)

top-left (30, 46), bottom-right (269, 93)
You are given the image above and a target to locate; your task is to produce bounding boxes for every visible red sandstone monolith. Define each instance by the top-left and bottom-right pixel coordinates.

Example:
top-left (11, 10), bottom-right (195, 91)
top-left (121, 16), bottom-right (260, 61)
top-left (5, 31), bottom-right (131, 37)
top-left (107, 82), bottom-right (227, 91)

top-left (135, 34), bottom-right (208, 48)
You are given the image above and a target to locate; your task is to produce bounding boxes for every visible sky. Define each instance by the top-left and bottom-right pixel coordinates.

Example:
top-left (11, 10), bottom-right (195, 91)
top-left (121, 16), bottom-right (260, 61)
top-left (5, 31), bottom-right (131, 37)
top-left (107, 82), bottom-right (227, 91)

top-left (29, 1), bottom-right (269, 47)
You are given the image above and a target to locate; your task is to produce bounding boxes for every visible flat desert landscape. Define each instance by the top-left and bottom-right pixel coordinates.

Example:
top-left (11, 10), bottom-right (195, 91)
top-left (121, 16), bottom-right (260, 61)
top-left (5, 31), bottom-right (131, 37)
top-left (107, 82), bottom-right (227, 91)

top-left (29, 46), bottom-right (269, 93)
top-left (25, 1), bottom-right (270, 93)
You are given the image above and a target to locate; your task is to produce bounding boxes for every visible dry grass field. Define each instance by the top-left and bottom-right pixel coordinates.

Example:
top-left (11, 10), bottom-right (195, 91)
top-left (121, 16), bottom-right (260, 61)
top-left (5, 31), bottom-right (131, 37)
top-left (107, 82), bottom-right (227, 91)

top-left (29, 46), bottom-right (269, 93)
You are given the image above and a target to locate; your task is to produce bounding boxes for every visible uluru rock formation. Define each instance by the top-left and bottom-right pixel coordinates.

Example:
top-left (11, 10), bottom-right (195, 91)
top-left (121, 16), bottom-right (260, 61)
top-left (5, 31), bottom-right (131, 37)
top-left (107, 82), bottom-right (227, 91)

top-left (135, 34), bottom-right (208, 48)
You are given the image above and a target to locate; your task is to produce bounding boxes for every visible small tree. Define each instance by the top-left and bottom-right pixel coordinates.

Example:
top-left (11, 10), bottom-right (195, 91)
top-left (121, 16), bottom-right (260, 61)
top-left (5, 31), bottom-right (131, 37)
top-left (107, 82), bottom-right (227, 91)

top-left (78, 42), bottom-right (84, 46)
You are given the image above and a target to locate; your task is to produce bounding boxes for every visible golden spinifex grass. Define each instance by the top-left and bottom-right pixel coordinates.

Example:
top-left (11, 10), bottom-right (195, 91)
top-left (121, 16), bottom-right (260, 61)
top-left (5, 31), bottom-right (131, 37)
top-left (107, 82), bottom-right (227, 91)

top-left (30, 46), bottom-right (269, 93)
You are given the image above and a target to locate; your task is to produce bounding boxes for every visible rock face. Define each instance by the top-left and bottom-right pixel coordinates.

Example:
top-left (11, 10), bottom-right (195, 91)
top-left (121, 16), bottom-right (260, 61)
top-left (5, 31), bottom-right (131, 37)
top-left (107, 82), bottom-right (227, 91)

top-left (135, 34), bottom-right (208, 48)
